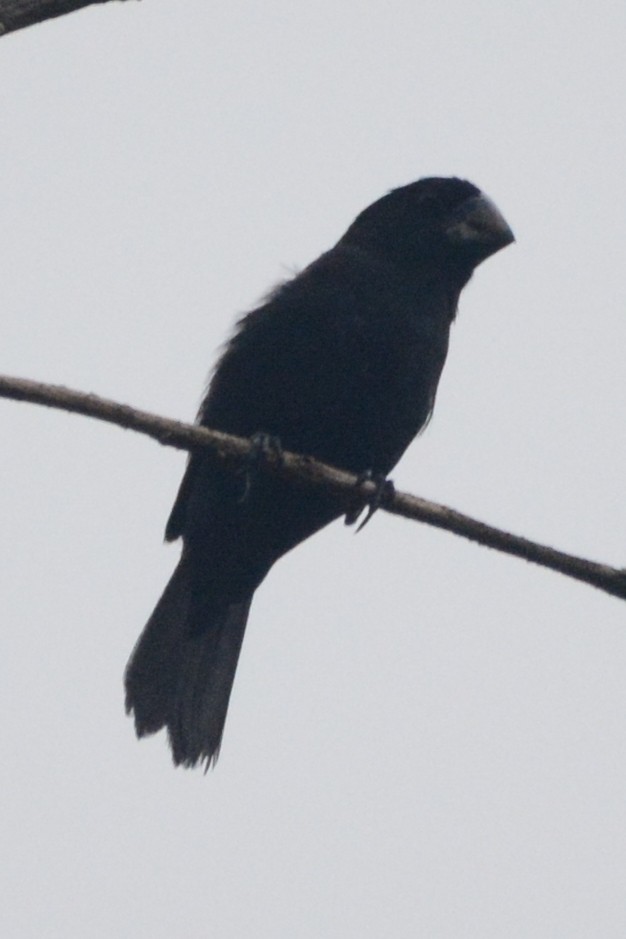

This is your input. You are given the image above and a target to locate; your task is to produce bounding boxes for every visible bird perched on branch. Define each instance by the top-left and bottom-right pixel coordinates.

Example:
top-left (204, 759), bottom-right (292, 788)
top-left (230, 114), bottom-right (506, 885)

top-left (125, 176), bottom-right (514, 768)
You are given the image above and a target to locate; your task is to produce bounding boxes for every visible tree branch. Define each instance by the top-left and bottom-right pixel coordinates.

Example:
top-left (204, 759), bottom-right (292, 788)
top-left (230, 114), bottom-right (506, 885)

top-left (2, 373), bottom-right (625, 603)
top-left (0, 0), bottom-right (130, 35)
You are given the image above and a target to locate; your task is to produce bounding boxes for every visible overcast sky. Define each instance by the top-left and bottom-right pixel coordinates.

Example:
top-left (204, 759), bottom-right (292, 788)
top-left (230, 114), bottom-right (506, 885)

top-left (2, 2), bottom-right (626, 936)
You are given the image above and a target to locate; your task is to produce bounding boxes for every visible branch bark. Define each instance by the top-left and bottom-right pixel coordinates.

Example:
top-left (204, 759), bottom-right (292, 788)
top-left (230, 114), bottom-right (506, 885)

top-left (2, 373), bottom-right (625, 603)
top-left (0, 0), bottom-right (130, 35)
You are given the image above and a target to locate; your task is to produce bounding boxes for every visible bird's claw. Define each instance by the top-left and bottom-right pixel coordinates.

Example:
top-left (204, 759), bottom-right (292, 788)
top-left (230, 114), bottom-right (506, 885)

top-left (237, 433), bottom-right (284, 503)
top-left (344, 471), bottom-right (395, 532)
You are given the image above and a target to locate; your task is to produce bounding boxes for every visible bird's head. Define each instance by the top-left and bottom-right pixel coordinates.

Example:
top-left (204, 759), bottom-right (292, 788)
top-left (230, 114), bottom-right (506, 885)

top-left (341, 176), bottom-right (514, 282)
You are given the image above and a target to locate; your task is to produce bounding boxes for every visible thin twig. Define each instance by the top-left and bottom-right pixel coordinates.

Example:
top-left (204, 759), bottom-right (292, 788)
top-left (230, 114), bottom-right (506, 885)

top-left (0, 0), bottom-right (130, 36)
top-left (1, 373), bottom-right (625, 602)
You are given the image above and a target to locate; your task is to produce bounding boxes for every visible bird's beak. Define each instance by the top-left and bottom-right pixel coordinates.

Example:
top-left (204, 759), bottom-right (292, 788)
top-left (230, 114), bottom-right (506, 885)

top-left (446, 193), bottom-right (515, 259)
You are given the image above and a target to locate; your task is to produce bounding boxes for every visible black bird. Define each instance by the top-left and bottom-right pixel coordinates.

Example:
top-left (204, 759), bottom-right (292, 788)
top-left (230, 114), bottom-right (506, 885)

top-left (125, 177), bottom-right (514, 768)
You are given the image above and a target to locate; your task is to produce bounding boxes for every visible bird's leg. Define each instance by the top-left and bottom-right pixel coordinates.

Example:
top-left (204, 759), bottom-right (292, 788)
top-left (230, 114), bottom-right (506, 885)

top-left (344, 471), bottom-right (396, 532)
top-left (237, 432), bottom-right (284, 503)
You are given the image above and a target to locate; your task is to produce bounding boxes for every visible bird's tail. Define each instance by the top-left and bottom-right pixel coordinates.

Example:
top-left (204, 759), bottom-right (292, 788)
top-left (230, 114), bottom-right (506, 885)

top-left (125, 555), bottom-right (252, 768)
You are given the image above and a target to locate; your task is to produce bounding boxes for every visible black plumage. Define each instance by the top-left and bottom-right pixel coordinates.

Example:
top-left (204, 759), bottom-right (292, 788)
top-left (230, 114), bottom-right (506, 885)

top-left (125, 176), bottom-right (514, 768)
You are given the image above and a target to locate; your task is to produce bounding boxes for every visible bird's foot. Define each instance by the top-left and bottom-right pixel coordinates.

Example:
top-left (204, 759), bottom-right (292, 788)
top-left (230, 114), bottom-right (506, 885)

top-left (344, 471), bottom-right (395, 532)
top-left (237, 432), bottom-right (284, 503)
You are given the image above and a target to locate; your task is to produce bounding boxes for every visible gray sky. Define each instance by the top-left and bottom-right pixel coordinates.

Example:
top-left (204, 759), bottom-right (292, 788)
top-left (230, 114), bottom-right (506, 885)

top-left (2, 2), bottom-right (626, 936)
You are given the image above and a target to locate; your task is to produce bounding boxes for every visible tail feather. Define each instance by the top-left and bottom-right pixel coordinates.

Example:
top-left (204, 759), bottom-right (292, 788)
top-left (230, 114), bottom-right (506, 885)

top-left (125, 556), bottom-right (252, 768)
top-left (169, 596), bottom-right (251, 768)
